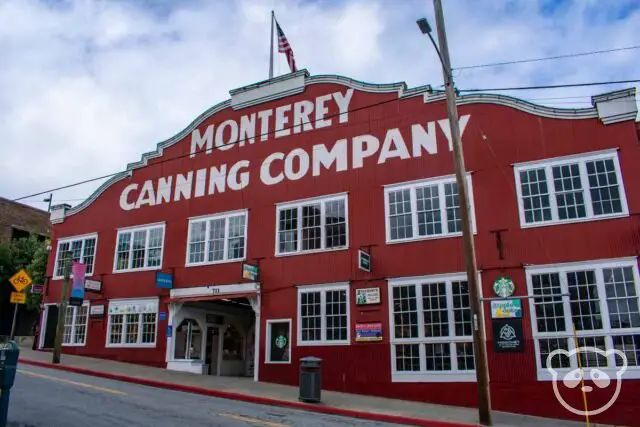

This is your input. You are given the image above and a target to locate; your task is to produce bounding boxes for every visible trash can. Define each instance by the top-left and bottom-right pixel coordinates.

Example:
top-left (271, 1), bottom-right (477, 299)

top-left (0, 339), bottom-right (20, 427)
top-left (298, 356), bottom-right (322, 403)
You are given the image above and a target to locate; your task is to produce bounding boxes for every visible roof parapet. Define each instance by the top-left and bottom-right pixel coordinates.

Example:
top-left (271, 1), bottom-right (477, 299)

top-left (50, 203), bottom-right (72, 224)
top-left (591, 88), bottom-right (638, 125)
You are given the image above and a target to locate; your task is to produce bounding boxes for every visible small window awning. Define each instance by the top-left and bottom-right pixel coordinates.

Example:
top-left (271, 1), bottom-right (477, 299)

top-left (169, 293), bottom-right (256, 303)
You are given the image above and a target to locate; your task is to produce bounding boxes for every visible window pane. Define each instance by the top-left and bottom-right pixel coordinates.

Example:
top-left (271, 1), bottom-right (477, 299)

top-left (425, 343), bottom-right (451, 371)
top-left (208, 218), bottom-right (226, 261)
top-left (520, 168), bottom-right (552, 223)
top-left (82, 238), bottom-right (97, 275)
top-left (325, 200), bottom-right (346, 249)
top-left (278, 208), bottom-right (298, 253)
top-left (109, 314), bottom-right (124, 344)
top-left (444, 182), bottom-right (461, 233)
top-left (395, 344), bottom-right (420, 371)
top-left (531, 273), bottom-right (566, 332)
top-left (189, 221), bottom-right (207, 264)
top-left (567, 270), bottom-right (602, 331)
top-left (300, 291), bottom-right (322, 341)
top-left (63, 306), bottom-right (74, 344)
top-left (393, 285), bottom-right (418, 338)
top-left (227, 215), bottom-right (246, 259)
top-left (604, 267), bottom-right (640, 329)
top-left (552, 163), bottom-right (586, 220)
top-left (116, 233), bottom-right (131, 270)
top-left (125, 314), bottom-right (140, 344)
top-left (422, 282), bottom-right (448, 337)
top-left (452, 281), bottom-right (472, 336)
top-left (325, 290), bottom-right (347, 341)
top-left (147, 227), bottom-right (163, 267)
top-left (131, 230), bottom-right (147, 269)
top-left (74, 306), bottom-right (88, 344)
top-left (301, 204), bottom-right (322, 251)
top-left (142, 313), bottom-right (157, 344)
top-left (456, 342), bottom-right (475, 370)
top-left (56, 242), bottom-right (71, 276)
top-left (70, 240), bottom-right (83, 263)
top-left (576, 336), bottom-right (607, 368)
top-left (416, 185), bottom-right (442, 236)
top-left (586, 159), bottom-right (623, 215)
top-left (388, 189), bottom-right (413, 240)
top-left (612, 335), bottom-right (640, 367)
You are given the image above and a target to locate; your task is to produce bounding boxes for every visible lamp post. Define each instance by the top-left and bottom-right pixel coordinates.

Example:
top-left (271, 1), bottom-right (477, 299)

top-left (417, 2), bottom-right (493, 426)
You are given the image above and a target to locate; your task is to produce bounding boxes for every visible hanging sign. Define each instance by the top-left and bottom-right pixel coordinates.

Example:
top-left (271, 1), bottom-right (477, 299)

top-left (69, 262), bottom-right (86, 306)
top-left (242, 263), bottom-right (259, 281)
top-left (355, 287), bottom-right (381, 305)
top-left (156, 271), bottom-right (173, 289)
top-left (30, 284), bottom-right (44, 294)
top-left (90, 305), bottom-right (105, 317)
top-left (84, 278), bottom-right (102, 292)
top-left (358, 250), bottom-right (371, 272)
top-left (355, 322), bottom-right (383, 342)
top-left (493, 318), bottom-right (524, 352)
top-left (490, 299), bottom-right (522, 319)
top-left (492, 276), bottom-right (515, 298)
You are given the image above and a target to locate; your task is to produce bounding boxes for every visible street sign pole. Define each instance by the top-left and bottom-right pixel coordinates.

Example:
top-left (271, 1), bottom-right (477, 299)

top-left (9, 304), bottom-right (19, 340)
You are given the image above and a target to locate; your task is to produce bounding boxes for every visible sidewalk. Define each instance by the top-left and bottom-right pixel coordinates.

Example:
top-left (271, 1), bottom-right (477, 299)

top-left (17, 346), bottom-right (591, 427)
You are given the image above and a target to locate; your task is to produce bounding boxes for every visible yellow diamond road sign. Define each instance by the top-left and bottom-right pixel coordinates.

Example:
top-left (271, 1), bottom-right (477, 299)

top-left (10, 292), bottom-right (26, 304)
top-left (10, 269), bottom-right (32, 292)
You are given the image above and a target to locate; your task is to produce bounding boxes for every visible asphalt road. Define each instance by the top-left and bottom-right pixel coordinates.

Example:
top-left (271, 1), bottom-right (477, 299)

top-left (5, 365), bottom-right (405, 427)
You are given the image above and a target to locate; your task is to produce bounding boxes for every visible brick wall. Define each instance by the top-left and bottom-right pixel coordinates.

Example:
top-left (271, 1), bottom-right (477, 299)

top-left (0, 197), bottom-right (51, 243)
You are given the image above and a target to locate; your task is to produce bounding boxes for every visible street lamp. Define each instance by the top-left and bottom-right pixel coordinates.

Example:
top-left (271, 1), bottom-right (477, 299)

top-left (418, 3), bottom-right (493, 426)
top-left (43, 193), bottom-right (53, 212)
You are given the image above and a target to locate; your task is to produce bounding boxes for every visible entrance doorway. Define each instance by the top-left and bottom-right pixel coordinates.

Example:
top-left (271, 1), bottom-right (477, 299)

top-left (41, 305), bottom-right (59, 349)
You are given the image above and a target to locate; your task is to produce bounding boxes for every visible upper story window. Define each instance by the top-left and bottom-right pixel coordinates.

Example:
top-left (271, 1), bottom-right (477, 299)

top-left (114, 223), bottom-right (165, 272)
top-left (276, 193), bottom-right (348, 256)
top-left (514, 149), bottom-right (628, 228)
top-left (54, 234), bottom-right (98, 279)
top-left (389, 273), bottom-right (477, 382)
top-left (527, 258), bottom-right (640, 380)
top-left (298, 283), bottom-right (350, 346)
top-left (384, 174), bottom-right (476, 244)
top-left (186, 210), bottom-right (247, 266)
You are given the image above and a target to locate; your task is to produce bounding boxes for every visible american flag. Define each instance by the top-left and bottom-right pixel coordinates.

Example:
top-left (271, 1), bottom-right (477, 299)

top-left (276, 20), bottom-right (297, 73)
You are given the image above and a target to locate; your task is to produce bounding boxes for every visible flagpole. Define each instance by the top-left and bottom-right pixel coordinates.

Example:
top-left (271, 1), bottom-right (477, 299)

top-left (269, 10), bottom-right (275, 79)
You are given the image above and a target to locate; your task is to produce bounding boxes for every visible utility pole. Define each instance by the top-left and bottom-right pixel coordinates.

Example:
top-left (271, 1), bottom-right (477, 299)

top-left (52, 253), bottom-right (71, 364)
top-left (429, 1), bottom-right (493, 425)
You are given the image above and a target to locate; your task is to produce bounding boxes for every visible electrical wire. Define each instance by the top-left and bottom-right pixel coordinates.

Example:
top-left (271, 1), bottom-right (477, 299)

top-left (459, 79), bottom-right (640, 93)
top-left (454, 45), bottom-right (640, 71)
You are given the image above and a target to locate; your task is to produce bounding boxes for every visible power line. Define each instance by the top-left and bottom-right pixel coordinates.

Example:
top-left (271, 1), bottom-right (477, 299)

top-left (12, 78), bottom-right (640, 202)
top-left (455, 45), bottom-right (640, 71)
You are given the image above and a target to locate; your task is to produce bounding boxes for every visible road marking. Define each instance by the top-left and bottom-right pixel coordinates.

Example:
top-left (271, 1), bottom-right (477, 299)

top-left (17, 369), bottom-right (127, 395)
top-left (216, 413), bottom-right (289, 427)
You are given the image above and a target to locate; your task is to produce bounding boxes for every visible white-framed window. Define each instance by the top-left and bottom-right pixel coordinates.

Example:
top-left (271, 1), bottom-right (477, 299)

top-left (297, 283), bottom-right (350, 346)
top-left (276, 193), bottom-right (348, 256)
top-left (113, 223), bottom-right (165, 272)
top-left (384, 174), bottom-right (476, 244)
top-left (266, 318), bottom-right (292, 364)
top-left (106, 298), bottom-right (158, 347)
top-left (62, 303), bottom-right (89, 346)
top-left (186, 210), bottom-right (248, 266)
top-left (527, 257), bottom-right (640, 380)
top-left (54, 233), bottom-right (98, 279)
top-left (514, 149), bottom-right (629, 228)
top-left (388, 273), bottom-right (477, 382)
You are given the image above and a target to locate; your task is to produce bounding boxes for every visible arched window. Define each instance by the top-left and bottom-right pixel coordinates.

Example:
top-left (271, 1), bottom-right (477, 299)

top-left (174, 319), bottom-right (202, 360)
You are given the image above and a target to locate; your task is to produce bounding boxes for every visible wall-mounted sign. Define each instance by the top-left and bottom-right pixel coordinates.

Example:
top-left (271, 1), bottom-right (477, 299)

top-left (156, 271), bottom-right (173, 289)
top-left (492, 276), bottom-right (515, 298)
top-left (166, 325), bottom-right (172, 338)
top-left (358, 250), bottom-right (371, 272)
top-left (10, 292), bottom-right (26, 304)
top-left (242, 263), bottom-right (259, 281)
top-left (159, 312), bottom-right (167, 321)
top-left (30, 284), bottom-right (44, 294)
top-left (490, 299), bottom-right (522, 319)
top-left (492, 318), bottom-right (524, 352)
top-left (355, 287), bottom-right (381, 305)
top-left (69, 262), bottom-right (86, 307)
top-left (90, 305), bottom-right (105, 317)
top-left (84, 278), bottom-right (102, 292)
top-left (355, 322), bottom-right (383, 342)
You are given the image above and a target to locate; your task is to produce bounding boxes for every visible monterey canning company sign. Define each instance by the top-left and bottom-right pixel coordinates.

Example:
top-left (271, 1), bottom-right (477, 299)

top-left (119, 87), bottom-right (470, 211)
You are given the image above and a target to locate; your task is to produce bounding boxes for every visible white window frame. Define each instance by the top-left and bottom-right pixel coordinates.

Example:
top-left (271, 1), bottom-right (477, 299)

top-left (105, 297), bottom-right (159, 348)
top-left (388, 273), bottom-right (481, 383)
top-left (265, 318), bottom-right (293, 364)
top-left (297, 282), bottom-right (351, 346)
top-left (62, 302), bottom-right (90, 347)
top-left (113, 222), bottom-right (166, 273)
top-left (275, 193), bottom-right (349, 256)
top-left (526, 257), bottom-right (640, 381)
top-left (383, 174), bottom-right (477, 245)
top-left (513, 149), bottom-right (629, 228)
top-left (53, 233), bottom-right (99, 279)
top-left (185, 209), bottom-right (248, 267)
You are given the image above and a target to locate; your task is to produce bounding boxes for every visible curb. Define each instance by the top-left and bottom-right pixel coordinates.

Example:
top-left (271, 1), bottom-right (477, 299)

top-left (19, 358), bottom-right (476, 427)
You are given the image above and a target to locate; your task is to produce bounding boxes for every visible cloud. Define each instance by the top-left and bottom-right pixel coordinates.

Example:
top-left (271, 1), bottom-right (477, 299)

top-left (0, 0), bottom-right (638, 209)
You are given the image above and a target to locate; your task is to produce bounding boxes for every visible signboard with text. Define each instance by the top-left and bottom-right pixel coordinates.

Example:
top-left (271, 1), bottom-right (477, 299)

top-left (355, 322), bottom-right (383, 342)
top-left (355, 288), bottom-right (381, 305)
top-left (10, 292), bottom-right (26, 304)
top-left (493, 318), bottom-right (524, 352)
top-left (490, 299), bottom-right (522, 319)
top-left (358, 250), bottom-right (371, 272)
top-left (156, 272), bottom-right (173, 289)
top-left (242, 263), bottom-right (259, 281)
top-left (84, 278), bottom-right (102, 292)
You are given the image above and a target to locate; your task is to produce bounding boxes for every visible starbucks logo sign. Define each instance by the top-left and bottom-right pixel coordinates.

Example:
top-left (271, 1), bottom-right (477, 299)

top-left (493, 277), bottom-right (515, 298)
top-left (275, 335), bottom-right (288, 349)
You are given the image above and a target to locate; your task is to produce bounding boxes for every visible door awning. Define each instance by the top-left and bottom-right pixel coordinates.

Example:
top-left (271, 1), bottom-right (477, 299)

top-left (169, 292), bottom-right (256, 304)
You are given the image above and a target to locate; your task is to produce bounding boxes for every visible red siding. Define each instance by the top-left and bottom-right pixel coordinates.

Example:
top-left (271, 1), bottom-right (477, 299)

top-left (44, 81), bottom-right (640, 426)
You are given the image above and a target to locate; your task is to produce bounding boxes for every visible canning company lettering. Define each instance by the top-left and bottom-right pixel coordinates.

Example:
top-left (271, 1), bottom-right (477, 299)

top-left (119, 87), bottom-right (471, 211)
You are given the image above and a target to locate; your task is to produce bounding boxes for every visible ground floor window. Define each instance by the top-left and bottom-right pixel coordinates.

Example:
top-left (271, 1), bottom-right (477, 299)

top-left (389, 274), bottom-right (476, 382)
top-left (223, 324), bottom-right (244, 360)
top-left (527, 258), bottom-right (640, 380)
top-left (106, 298), bottom-right (158, 347)
top-left (297, 283), bottom-right (350, 345)
top-left (174, 318), bottom-right (202, 360)
top-left (266, 319), bottom-right (292, 363)
top-left (63, 303), bottom-right (89, 346)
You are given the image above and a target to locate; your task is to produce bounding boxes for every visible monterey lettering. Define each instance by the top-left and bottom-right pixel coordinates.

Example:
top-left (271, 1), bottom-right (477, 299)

top-left (119, 88), bottom-right (470, 211)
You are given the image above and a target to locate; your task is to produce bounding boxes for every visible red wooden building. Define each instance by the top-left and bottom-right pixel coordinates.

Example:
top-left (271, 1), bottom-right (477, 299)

top-left (39, 70), bottom-right (640, 425)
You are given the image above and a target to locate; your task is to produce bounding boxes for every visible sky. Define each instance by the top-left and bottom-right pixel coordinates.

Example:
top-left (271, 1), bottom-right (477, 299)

top-left (0, 0), bottom-right (638, 211)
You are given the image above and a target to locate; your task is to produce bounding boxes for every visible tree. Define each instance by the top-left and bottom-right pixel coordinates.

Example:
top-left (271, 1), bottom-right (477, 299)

top-left (0, 235), bottom-right (49, 311)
